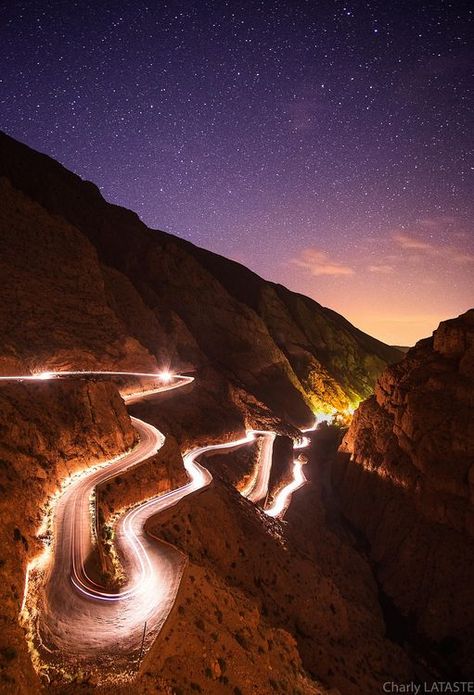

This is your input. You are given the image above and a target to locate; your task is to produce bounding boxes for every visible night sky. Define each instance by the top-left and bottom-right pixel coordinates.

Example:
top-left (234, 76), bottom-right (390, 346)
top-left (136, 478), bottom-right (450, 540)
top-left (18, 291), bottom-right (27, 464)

top-left (1, 0), bottom-right (472, 345)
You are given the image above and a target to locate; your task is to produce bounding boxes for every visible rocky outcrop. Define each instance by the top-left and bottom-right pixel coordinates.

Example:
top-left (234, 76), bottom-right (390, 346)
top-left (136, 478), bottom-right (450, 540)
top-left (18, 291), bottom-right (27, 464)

top-left (333, 309), bottom-right (474, 675)
top-left (0, 380), bottom-right (136, 693)
top-left (266, 435), bottom-right (295, 505)
top-left (99, 562), bottom-right (332, 695)
top-left (0, 131), bottom-right (401, 425)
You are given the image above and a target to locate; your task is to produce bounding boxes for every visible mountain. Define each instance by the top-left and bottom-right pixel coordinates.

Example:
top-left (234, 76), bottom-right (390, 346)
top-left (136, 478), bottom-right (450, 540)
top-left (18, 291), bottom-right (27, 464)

top-left (334, 309), bottom-right (474, 676)
top-left (0, 131), bottom-right (401, 428)
top-left (0, 132), bottom-right (415, 695)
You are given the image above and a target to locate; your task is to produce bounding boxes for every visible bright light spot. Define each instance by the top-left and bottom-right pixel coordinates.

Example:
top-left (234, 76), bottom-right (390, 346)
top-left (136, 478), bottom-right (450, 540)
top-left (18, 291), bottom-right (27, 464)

top-left (35, 371), bottom-right (54, 380)
top-left (343, 401), bottom-right (361, 417)
top-left (315, 412), bottom-right (334, 424)
top-left (159, 370), bottom-right (172, 383)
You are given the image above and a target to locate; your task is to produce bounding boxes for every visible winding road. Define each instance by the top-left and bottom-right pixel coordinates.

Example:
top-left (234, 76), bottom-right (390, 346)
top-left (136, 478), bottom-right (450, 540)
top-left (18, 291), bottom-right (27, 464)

top-left (1, 369), bottom-right (311, 681)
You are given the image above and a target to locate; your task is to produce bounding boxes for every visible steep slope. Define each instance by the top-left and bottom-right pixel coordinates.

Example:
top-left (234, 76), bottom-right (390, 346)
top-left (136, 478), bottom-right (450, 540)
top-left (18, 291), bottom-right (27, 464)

top-left (0, 380), bottom-right (136, 693)
top-left (0, 130), bottom-right (401, 424)
top-left (333, 309), bottom-right (474, 675)
top-left (188, 243), bottom-right (401, 404)
top-left (0, 178), bottom-right (156, 375)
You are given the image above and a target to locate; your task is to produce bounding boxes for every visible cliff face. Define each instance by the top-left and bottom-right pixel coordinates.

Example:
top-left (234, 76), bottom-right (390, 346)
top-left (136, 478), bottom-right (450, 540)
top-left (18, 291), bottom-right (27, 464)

top-left (334, 309), bottom-right (474, 674)
top-left (0, 380), bottom-right (136, 693)
top-left (97, 433), bottom-right (187, 526)
top-left (0, 131), bottom-right (401, 424)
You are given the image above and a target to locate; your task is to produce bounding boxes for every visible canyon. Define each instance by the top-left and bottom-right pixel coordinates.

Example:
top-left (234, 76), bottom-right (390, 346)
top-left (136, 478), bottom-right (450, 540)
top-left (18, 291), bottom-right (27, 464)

top-left (0, 131), bottom-right (472, 694)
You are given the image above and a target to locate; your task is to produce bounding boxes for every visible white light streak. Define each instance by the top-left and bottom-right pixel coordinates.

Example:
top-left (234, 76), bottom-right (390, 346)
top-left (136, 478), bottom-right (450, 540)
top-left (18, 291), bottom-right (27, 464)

top-left (2, 367), bottom-right (318, 680)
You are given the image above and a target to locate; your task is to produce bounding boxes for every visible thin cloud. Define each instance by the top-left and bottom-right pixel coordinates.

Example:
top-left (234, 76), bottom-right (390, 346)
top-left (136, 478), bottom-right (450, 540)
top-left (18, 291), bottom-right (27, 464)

top-left (418, 215), bottom-right (457, 230)
top-left (368, 264), bottom-right (394, 273)
top-left (292, 248), bottom-right (355, 276)
top-left (393, 233), bottom-right (433, 250)
top-left (393, 232), bottom-right (474, 264)
top-left (448, 249), bottom-right (474, 264)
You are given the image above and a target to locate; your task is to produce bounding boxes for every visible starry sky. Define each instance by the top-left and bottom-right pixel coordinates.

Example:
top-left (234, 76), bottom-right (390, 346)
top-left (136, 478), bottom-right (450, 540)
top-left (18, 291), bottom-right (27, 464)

top-left (1, 0), bottom-right (473, 345)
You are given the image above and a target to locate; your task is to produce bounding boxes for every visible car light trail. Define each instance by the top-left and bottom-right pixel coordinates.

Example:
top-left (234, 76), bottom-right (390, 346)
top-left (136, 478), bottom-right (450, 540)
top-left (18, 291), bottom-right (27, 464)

top-left (265, 460), bottom-right (307, 518)
top-left (2, 367), bottom-right (313, 681)
top-left (264, 424), bottom-right (312, 519)
top-left (239, 430), bottom-right (276, 502)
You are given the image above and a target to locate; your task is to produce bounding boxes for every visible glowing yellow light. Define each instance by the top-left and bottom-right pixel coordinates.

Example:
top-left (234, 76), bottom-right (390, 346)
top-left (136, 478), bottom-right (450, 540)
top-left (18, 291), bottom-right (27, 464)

top-left (158, 370), bottom-right (172, 383)
top-left (344, 401), bottom-right (361, 416)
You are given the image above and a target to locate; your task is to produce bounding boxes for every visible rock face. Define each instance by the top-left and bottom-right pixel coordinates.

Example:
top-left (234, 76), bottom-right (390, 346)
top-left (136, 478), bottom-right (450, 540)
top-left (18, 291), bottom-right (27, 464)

top-left (0, 380), bottom-right (136, 693)
top-left (0, 131), bottom-right (401, 425)
top-left (100, 561), bottom-right (332, 695)
top-left (334, 309), bottom-right (474, 675)
top-left (0, 178), bottom-right (157, 375)
top-left (97, 433), bottom-right (187, 526)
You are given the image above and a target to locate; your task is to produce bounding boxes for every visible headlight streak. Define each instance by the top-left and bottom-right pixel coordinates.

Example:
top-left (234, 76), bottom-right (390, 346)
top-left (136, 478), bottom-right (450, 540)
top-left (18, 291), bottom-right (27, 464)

top-left (69, 430), bottom-right (260, 602)
top-left (264, 460), bottom-right (307, 518)
top-left (11, 373), bottom-right (190, 637)
top-left (263, 420), bottom-right (316, 519)
top-left (19, 438), bottom-right (144, 620)
top-left (4, 369), bottom-right (320, 681)
top-left (238, 429), bottom-right (276, 501)
top-left (239, 419), bottom-right (319, 518)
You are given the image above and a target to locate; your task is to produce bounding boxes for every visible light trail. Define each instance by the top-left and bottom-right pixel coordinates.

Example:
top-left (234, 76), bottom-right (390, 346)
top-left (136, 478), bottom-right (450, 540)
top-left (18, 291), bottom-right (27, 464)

top-left (263, 427), bottom-right (313, 518)
top-left (240, 420), bottom-right (318, 516)
top-left (7, 369), bottom-right (201, 675)
top-left (239, 430), bottom-right (276, 502)
top-left (2, 368), bottom-right (314, 680)
top-left (0, 369), bottom-right (182, 381)
top-left (265, 460), bottom-right (307, 518)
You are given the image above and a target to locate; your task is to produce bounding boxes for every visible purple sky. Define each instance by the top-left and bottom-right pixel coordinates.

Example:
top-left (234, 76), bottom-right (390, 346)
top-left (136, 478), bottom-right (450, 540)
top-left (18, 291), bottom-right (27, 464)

top-left (1, 0), bottom-right (472, 344)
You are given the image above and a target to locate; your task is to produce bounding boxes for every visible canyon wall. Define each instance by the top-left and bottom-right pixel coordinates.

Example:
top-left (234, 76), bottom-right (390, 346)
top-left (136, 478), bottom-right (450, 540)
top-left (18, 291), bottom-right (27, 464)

top-left (0, 131), bottom-right (433, 694)
top-left (0, 178), bottom-right (156, 375)
top-left (333, 309), bottom-right (474, 675)
top-left (0, 380), bottom-right (136, 693)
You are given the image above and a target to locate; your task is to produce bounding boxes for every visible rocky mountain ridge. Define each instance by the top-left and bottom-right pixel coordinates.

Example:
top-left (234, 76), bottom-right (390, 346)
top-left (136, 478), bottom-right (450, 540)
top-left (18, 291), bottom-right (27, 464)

top-left (0, 130), bottom-right (401, 426)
